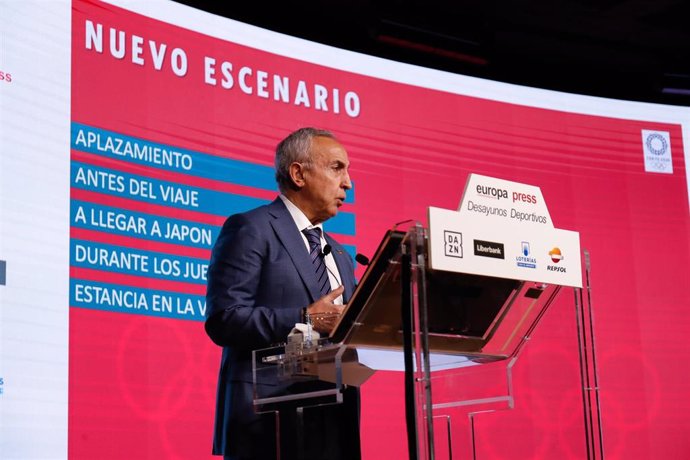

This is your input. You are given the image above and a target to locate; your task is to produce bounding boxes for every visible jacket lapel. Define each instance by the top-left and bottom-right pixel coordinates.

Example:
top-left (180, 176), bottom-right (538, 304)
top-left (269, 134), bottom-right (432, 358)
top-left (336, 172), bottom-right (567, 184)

top-left (267, 198), bottom-right (322, 303)
top-left (325, 234), bottom-right (355, 302)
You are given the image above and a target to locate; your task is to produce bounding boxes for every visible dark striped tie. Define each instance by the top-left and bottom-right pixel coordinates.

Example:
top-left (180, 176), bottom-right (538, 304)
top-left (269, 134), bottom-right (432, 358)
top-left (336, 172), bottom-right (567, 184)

top-left (302, 227), bottom-right (331, 297)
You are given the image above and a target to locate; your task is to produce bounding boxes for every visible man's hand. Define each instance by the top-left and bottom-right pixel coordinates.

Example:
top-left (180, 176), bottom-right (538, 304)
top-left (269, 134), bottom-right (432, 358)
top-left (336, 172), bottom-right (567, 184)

top-left (306, 286), bottom-right (345, 333)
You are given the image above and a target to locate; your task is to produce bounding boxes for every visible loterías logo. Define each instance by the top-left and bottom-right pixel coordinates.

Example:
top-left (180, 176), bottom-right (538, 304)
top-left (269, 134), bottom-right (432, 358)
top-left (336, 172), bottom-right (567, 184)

top-left (0, 69), bottom-right (13, 83)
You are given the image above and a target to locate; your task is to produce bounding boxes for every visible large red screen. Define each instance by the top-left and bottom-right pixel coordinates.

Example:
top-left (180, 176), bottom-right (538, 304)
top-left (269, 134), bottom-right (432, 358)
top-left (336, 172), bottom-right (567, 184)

top-left (68, 1), bottom-right (690, 458)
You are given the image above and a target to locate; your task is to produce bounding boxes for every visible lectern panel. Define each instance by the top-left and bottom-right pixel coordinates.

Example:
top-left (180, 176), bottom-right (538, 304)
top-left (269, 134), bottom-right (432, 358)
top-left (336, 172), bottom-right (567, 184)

top-left (331, 226), bottom-right (562, 362)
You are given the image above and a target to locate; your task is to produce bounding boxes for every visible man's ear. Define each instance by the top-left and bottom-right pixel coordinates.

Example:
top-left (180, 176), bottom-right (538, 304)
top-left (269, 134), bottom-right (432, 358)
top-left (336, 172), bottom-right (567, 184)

top-left (288, 162), bottom-right (306, 189)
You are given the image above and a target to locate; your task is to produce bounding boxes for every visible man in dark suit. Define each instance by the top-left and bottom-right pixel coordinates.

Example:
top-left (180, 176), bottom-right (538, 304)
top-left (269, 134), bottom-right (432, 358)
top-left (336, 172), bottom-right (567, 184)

top-left (205, 128), bottom-right (360, 460)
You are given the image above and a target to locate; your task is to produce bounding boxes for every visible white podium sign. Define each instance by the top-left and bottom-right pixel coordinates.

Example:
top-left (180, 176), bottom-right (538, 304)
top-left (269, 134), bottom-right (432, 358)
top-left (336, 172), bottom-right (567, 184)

top-left (428, 174), bottom-right (582, 288)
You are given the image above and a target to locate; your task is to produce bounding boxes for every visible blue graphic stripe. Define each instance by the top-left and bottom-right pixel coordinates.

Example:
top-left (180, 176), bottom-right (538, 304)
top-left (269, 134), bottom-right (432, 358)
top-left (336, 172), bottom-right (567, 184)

top-left (71, 162), bottom-right (356, 235)
top-left (323, 212), bottom-right (355, 236)
top-left (72, 122), bottom-right (276, 190)
top-left (71, 199), bottom-right (356, 247)
top-left (71, 122), bottom-right (355, 203)
top-left (70, 279), bottom-right (206, 322)
top-left (71, 239), bottom-right (208, 285)
top-left (71, 161), bottom-right (265, 215)
top-left (71, 200), bottom-right (220, 249)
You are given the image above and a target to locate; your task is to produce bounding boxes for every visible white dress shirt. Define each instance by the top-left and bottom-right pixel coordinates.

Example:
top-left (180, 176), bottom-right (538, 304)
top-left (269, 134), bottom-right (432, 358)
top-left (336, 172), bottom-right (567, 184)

top-left (279, 194), bottom-right (344, 304)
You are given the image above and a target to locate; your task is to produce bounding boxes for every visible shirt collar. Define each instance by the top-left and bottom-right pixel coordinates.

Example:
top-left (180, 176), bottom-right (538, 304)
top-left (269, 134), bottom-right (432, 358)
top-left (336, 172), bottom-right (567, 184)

top-left (279, 194), bottom-right (324, 233)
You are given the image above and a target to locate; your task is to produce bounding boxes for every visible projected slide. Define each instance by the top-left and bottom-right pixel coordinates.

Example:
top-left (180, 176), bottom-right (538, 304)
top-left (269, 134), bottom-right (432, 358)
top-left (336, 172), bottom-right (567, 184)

top-left (1, 0), bottom-right (688, 459)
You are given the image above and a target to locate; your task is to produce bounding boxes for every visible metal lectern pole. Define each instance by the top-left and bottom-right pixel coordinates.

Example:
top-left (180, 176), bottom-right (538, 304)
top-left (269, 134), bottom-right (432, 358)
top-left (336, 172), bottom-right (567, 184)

top-left (401, 249), bottom-right (419, 460)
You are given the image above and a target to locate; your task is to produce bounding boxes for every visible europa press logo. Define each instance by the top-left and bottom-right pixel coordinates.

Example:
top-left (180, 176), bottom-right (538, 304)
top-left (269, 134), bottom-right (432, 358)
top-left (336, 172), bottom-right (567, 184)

top-left (547, 247), bottom-right (566, 272)
top-left (641, 130), bottom-right (673, 174)
top-left (0, 69), bottom-right (12, 83)
top-left (476, 184), bottom-right (508, 200)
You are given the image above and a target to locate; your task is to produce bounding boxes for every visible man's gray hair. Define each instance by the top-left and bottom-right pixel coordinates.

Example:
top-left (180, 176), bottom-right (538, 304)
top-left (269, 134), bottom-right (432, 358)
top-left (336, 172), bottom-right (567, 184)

top-left (275, 127), bottom-right (336, 192)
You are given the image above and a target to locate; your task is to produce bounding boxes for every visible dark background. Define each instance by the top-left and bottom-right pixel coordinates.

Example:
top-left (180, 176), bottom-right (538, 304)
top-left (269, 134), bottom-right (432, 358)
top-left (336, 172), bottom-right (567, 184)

top-left (174, 0), bottom-right (690, 106)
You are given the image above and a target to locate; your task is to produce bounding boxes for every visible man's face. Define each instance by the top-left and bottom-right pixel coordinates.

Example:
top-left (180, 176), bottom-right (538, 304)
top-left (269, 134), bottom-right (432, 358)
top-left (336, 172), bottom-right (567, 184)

top-left (300, 136), bottom-right (352, 224)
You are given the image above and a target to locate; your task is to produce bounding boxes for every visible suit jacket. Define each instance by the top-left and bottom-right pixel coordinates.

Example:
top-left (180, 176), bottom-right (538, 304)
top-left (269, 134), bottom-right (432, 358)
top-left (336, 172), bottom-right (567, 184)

top-left (205, 197), bottom-right (357, 457)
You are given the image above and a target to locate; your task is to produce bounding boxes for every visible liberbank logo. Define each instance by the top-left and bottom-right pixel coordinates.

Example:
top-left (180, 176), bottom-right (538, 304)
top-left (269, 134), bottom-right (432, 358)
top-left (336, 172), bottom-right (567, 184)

top-left (516, 241), bottom-right (536, 269)
top-left (474, 239), bottom-right (504, 259)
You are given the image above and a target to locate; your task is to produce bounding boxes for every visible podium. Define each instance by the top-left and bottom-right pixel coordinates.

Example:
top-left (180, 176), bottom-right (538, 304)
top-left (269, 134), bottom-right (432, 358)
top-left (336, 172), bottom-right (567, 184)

top-left (253, 175), bottom-right (604, 459)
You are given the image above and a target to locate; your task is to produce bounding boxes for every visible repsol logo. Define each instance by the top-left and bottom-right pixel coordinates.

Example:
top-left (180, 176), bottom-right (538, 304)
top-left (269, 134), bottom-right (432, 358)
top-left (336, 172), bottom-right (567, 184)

top-left (476, 184), bottom-right (508, 200)
top-left (547, 265), bottom-right (566, 273)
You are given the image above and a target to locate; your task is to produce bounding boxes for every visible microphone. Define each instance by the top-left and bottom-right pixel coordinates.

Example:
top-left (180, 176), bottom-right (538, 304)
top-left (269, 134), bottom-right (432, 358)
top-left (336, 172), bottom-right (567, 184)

top-left (319, 244), bottom-right (342, 289)
top-left (355, 253), bottom-right (370, 266)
